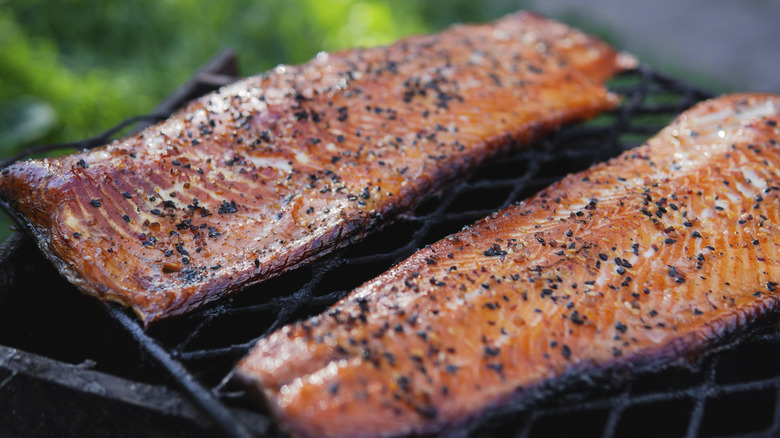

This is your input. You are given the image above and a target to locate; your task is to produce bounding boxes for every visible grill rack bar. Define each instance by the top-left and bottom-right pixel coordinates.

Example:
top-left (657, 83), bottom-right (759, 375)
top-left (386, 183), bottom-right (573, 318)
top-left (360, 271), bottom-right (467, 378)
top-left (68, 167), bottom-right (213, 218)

top-left (107, 305), bottom-right (255, 438)
top-left (450, 331), bottom-right (780, 438)
top-left (4, 49), bottom-right (780, 438)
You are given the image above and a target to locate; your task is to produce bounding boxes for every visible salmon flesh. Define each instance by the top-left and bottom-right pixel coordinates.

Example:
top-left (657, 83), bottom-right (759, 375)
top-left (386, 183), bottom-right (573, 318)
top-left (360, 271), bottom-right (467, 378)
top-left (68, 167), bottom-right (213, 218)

top-left (236, 93), bottom-right (780, 438)
top-left (0, 12), bottom-right (631, 323)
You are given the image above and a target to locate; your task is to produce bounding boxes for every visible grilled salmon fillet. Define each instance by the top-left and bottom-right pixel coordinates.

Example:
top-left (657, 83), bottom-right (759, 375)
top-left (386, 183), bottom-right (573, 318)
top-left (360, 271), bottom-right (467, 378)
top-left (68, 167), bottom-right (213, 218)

top-left (236, 93), bottom-right (780, 438)
top-left (0, 12), bottom-right (632, 324)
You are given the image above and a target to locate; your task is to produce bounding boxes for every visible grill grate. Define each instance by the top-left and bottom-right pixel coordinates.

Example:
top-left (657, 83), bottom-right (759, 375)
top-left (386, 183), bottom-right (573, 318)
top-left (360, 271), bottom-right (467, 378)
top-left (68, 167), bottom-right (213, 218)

top-left (2, 50), bottom-right (780, 438)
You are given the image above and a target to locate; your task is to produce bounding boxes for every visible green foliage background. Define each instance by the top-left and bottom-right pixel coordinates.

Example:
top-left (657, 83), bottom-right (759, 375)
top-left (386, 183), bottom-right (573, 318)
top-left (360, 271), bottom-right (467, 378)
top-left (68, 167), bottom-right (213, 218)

top-left (1, 0), bottom-right (529, 240)
top-left (1, 0), bottom-right (526, 154)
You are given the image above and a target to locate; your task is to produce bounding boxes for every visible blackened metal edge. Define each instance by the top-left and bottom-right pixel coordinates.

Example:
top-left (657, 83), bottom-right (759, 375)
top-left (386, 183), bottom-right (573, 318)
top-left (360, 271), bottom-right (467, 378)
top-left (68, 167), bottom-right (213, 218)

top-left (107, 305), bottom-right (256, 438)
top-left (0, 230), bottom-right (26, 265)
top-left (0, 344), bottom-right (206, 423)
top-left (0, 231), bottom-right (27, 301)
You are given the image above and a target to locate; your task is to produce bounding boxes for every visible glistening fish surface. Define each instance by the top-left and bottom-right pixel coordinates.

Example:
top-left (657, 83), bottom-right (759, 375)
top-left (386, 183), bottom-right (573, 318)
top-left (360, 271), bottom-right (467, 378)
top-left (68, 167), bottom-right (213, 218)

top-left (237, 93), bottom-right (780, 438)
top-left (0, 12), bottom-right (631, 323)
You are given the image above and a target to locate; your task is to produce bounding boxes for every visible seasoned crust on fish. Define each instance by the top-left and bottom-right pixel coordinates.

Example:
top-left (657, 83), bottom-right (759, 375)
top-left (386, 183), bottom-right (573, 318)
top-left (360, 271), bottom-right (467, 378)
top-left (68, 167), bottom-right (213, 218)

top-left (236, 93), bottom-right (780, 438)
top-left (0, 12), bottom-right (632, 323)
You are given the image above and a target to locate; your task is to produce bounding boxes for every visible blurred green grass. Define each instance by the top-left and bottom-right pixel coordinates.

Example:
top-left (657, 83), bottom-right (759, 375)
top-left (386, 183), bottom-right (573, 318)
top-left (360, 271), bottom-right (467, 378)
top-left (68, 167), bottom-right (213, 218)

top-left (0, 0), bottom-right (523, 240)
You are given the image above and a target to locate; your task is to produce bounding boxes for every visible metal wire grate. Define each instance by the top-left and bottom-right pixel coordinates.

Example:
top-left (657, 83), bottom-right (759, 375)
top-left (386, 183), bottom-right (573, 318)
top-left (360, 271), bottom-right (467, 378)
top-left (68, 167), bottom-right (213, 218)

top-left (3, 51), bottom-right (780, 438)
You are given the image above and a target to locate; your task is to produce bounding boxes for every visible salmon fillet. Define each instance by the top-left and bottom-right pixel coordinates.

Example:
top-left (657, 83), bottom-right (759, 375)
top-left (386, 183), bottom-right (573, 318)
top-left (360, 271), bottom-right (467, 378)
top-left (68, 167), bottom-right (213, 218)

top-left (0, 12), bottom-right (632, 324)
top-left (236, 93), bottom-right (780, 438)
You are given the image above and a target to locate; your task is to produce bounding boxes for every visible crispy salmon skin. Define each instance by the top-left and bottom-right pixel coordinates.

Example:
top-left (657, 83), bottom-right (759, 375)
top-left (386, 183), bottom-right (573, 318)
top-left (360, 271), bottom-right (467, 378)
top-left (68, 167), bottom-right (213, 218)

top-left (236, 93), bottom-right (780, 438)
top-left (0, 12), bottom-right (631, 323)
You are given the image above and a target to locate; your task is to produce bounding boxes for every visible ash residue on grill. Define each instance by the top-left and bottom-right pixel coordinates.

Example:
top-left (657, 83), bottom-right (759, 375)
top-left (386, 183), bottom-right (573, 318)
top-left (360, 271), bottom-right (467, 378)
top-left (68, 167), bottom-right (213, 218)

top-left (3, 55), bottom-right (780, 438)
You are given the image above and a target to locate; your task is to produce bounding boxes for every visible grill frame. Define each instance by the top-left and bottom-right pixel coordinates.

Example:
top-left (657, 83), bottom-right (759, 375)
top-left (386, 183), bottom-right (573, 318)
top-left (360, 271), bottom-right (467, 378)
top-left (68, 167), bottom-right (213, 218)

top-left (2, 50), bottom-right (780, 438)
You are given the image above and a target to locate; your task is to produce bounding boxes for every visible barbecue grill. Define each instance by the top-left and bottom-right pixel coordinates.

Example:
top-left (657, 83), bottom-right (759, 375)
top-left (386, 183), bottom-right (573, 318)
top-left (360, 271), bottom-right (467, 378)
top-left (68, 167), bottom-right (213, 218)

top-left (2, 49), bottom-right (780, 438)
